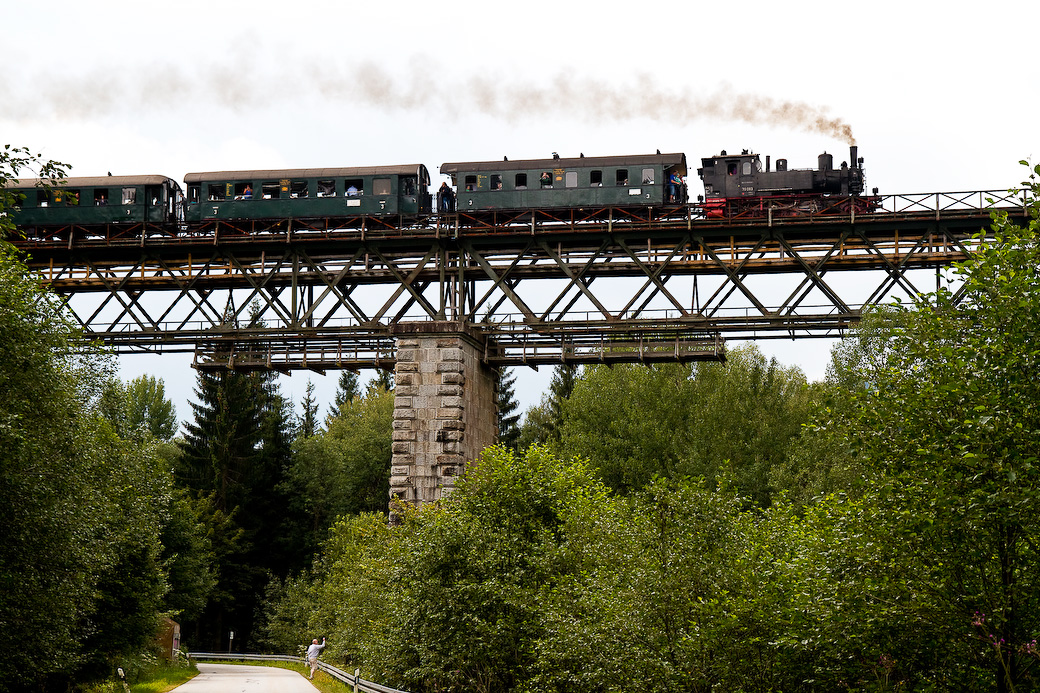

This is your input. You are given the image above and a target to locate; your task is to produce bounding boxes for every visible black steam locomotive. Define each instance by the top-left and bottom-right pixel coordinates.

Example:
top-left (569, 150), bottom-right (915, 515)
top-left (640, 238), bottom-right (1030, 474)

top-left (698, 145), bottom-right (877, 217)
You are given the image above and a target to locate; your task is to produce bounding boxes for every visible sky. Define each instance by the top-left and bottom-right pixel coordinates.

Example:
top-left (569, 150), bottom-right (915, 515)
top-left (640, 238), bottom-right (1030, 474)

top-left (4, 1), bottom-right (1038, 427)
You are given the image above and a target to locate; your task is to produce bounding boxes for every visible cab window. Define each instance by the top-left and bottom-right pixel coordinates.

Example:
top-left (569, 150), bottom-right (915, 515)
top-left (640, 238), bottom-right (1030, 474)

top-left (742, 161), bottom-right (752, 176)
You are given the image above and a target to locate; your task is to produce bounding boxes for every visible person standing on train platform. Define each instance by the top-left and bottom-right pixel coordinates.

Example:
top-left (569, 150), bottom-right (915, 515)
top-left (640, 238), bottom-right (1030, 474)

top-left (438, 181), bottom-right (454, 212)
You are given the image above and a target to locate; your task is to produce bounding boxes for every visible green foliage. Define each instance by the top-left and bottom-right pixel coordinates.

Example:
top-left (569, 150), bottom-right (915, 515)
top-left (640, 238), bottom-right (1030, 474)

top-left (328, 370), bottom-right (361, 422)
top-left (497, 367), bottom-right (522, 450)
top-left (127, 374), bottom-right (179, 440)
top-left (782, 163), bottom-right (1040, 690)
top-left (559, 346), bottom-right (814, 505)
top-left (0, 238), bottom-right (173, 688)
top-left (287, 385), bottom-right (393, 542)
top-left (299, 380), bottom-right (321, 438)
top-left (176, 366), bottom-right (301, 650)
top-left (0, 144), bottom-right (68, 237)
top-left (518, 364), bottom-right (578, 448)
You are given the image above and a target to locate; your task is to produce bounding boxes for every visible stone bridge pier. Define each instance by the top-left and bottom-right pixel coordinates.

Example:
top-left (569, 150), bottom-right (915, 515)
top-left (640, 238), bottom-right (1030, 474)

top-left (389, 322), bottom-right (499, 509)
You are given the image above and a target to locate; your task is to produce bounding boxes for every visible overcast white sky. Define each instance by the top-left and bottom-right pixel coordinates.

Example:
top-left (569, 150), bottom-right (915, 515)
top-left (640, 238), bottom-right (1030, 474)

top-left (4, 1), bottom-right (1038, 425)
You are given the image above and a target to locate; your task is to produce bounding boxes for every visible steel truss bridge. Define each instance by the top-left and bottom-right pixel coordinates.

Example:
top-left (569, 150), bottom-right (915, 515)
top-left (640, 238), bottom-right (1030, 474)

top-left (13, 190), bottom-right (1026, 372)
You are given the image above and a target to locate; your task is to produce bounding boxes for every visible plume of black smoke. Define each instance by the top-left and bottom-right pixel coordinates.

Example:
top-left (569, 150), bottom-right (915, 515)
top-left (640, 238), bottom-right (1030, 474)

top-left (1, 60), bottom-right (855, 145)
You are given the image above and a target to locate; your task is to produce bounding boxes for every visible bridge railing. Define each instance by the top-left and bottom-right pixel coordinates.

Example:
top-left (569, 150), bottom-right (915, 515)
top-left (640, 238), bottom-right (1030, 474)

top-left (876, 189), bottom-right (1027, 215)
top-left (188, 652), bottom-right (411, 693)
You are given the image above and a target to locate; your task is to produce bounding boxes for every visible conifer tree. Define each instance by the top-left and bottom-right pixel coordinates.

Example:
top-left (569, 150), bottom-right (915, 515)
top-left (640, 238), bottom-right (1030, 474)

top-left (176, 365), bottom-right (300, 650)
top-left (372, 367), bottom-right (395, 392)
top-left (299, 380), bottom-right (320, 438)
top-left (497, 367), bottom-right (522, 450)
top-left (328, 369), bottom-right (360, 419)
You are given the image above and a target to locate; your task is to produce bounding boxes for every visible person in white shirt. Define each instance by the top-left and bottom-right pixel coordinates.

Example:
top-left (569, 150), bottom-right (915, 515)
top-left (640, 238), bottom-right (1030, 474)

top-left (305, 636), bottom-right (326, 679)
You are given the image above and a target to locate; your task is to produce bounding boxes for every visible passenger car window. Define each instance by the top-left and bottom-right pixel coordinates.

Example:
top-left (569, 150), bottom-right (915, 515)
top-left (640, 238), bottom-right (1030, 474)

top-left (291, 181), bottom-right (308, 198)
top-left (565, 171), bottom-right (578, 188)
top-left (261, 182), bottom-right (280, 199)
top-left (642, 168), bottom-right (654, 185)
top-left (615, 170), bottom-right (628, 186)
top-left (490, 174), bottom-right (502, 191)
top-left (373, 178), bottom-right (391, 196)
top-left (318, 180), bottom-right (336, 197)
top-left (590, 170), bottom-right (602, 186)
top-left (515, 173), bottom-right (528, 189)
top-left (122, 187), bottom-right (137, 204)
top-left (345, 179), bottom-right (363, 196)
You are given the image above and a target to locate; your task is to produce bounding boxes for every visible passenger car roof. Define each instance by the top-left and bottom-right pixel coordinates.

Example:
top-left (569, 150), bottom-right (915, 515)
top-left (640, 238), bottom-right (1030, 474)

top-left (440, 153), bottom-right (687, 176)
top-left (184, 165), bottom-right (429, 184)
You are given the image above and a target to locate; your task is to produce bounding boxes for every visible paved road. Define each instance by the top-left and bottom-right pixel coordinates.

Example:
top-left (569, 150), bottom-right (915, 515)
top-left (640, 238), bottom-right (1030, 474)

top-left (170, 662), bottom-right (320, 692)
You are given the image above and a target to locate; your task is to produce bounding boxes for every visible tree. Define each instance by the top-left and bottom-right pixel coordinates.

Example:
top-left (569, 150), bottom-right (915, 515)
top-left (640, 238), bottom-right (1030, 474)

top-left (818, 165), bottom-right (1040, 690)
top-left (496, 367), bottom-right (521, 450)
top-left (559, 346), bottom-right (813, 503)
top-left (518, 363), bottom-right (578, 448)
top-left (0, 144), bottom-right (67, 237)
top-left (288, 385), bottom-right (394, 545)
top-left (371, 445), bottom-right (610, 692)
top-left (176, 365), bottom-right (301, 650)
top-left (126, 374), bottom-right (178, 439)
top-left (299, 380), bottom-right (320, 438)
top-left (0, 237), bottom-right (172, 688)
top-left (328, 370), bottom-right (360, 421)
top-left (371, 367), bottom-right (395, 392)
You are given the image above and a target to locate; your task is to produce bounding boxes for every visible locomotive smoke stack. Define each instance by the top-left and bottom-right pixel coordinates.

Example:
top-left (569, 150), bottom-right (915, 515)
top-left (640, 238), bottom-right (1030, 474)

top-left (765, 155), bottom-right (770, 172)
top-left (850, 145), bottom-right (859, 169)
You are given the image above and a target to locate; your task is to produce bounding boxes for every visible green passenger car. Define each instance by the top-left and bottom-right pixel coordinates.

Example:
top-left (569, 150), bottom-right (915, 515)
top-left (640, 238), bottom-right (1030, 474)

top-left (4, 175), bottom-right (182, 228)
top-left (439, 153), bottom-right (688, 212)
top-left (183, 165), bottom-right (431, 222)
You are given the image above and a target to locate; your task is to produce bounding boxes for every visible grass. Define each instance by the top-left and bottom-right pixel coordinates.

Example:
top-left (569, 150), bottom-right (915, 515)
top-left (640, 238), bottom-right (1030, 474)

top-left (82, 657), bottom-right (198, 693)
top-left (129, 663), bottom-right (198, 693)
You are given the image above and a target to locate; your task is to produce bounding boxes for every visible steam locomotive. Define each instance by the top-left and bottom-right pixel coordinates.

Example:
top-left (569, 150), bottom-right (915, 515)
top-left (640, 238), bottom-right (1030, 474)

top-left (4, 146), bottom-right (876, 235)
top-left (698, 145), bottom-right (877, 217)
